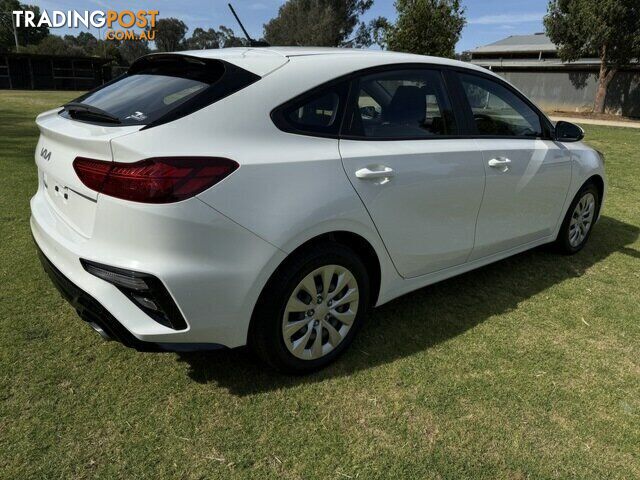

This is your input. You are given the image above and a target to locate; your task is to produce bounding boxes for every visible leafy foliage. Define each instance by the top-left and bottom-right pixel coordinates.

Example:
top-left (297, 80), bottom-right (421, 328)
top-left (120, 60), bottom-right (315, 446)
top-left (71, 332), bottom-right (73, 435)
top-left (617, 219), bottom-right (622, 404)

top-left (181, 26), bottom-right (247, 50)
top-left (544, 0), bottom-right (640, 66)
top-left (263, 0), bottom-right (373, 47)
top-left (0, 0), bottom-right (49, 52)
top-left (183, 28), bottom-right (223, 50)
top-left (544, 0), bottom-right (640, 112)
top-left (217, 26), bottom-right (246, 47)
top-left (153, 18), bottom-right (188, 52)
top-left (116, 39), bottom-right (151, 65)
top-left (378, 0), bottom-right (466, 57)
top-left (0, 5), bottom-right (244, 65)
top-left (17, 31), bottom-right (125, 64)
top-left (352, 16), bottom-right (391, 49)
top-left (21, 35), bottom-right (79, 56)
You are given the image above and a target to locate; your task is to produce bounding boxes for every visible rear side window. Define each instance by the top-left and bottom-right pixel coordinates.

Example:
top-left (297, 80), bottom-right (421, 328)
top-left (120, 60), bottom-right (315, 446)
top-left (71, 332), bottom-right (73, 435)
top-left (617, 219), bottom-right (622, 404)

top-left (271, 81), bottom-right (349, 136)
top-left (61, 55), bottom-right (260, 128)
top-left (287, 92), bottom-right (340, 128)
top-left (344, 69), bottom-right (457, 139)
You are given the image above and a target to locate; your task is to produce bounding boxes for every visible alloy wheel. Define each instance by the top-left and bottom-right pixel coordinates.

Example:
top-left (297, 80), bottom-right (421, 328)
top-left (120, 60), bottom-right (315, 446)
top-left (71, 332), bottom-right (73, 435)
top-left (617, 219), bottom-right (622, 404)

top-left (282, 265), bottom-right (359, 360)
top-left (568, 192), bottom-right (596, 247)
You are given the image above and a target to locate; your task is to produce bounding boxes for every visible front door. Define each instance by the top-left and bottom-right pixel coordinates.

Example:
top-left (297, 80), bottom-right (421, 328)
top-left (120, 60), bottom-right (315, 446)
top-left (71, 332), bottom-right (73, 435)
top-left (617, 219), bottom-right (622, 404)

top-left (454, 72), bottom-right (572, 260)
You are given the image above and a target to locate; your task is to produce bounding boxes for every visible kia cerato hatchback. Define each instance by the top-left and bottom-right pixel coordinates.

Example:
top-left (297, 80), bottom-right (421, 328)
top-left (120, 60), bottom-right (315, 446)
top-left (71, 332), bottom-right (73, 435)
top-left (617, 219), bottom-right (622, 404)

top-left (31, 47), bottom-right (606, 373)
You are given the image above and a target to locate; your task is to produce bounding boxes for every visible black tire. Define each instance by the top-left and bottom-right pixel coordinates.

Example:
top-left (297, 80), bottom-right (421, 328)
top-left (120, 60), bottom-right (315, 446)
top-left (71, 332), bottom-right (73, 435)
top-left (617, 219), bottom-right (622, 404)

top-left (249, 243), bottom-right (370, 374)
top-left (554, 182), bottom-right (600, 255)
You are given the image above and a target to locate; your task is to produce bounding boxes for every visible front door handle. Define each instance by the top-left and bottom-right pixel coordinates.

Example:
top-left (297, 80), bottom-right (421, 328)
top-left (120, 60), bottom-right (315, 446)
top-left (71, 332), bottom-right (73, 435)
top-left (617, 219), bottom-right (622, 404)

top-left (488, 157), bottom-right (512, 169)
top-left (355, 165), bottom-right (395, 179)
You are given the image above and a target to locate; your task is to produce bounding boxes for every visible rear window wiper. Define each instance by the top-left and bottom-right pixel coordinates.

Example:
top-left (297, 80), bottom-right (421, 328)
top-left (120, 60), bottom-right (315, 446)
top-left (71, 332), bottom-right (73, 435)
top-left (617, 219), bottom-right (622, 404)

top-left (63, 102), bottom-right (122, 124)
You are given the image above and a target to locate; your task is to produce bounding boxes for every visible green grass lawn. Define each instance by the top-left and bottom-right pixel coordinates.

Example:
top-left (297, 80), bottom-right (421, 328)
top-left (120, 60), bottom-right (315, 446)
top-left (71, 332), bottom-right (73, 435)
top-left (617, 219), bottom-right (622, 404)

top-left (1, 90), bottom-right (639, 479)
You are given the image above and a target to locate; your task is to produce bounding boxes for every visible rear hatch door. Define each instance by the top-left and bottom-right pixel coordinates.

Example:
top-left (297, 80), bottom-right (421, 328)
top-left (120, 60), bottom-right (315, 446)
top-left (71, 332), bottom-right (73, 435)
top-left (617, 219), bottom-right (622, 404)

top-left (36, 53), bottom-right (261, 238)
top-left (35, 110), bottom-right (140, 237)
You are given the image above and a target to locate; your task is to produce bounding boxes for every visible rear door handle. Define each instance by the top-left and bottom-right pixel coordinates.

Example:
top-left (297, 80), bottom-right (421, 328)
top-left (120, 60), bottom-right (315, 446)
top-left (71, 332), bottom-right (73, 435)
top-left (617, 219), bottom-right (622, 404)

top-left (355, 166), bottom-right (395, 179)
top-left (488, 157), bottom-right (512, 168)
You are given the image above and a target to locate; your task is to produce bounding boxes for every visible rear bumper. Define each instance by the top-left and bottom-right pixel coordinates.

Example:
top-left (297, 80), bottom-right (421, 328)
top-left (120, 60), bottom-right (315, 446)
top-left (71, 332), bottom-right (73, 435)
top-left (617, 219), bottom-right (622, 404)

top-left (30, 184), bottom-right (286, 349)
top-left (36, 244), bottom-right (173, 351)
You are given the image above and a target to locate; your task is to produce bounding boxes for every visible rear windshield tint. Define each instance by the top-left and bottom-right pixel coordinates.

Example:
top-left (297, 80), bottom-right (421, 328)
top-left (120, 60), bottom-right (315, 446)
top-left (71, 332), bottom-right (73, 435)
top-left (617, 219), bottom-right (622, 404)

top-left (61, 55), bottom-right (260, 127)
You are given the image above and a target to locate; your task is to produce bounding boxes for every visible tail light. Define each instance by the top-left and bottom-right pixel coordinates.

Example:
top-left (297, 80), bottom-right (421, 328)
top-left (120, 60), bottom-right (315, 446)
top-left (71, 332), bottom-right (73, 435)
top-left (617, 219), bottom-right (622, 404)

top-left (73, 156), bottom-right (238, 204)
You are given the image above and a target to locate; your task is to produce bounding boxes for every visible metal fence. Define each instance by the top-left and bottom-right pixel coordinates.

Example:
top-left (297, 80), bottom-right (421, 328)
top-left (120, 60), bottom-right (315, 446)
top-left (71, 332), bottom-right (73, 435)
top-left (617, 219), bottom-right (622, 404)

top-left (0, 53), bottom-right (112, 90)
top-left (491, 68), bottom-right (640, 118)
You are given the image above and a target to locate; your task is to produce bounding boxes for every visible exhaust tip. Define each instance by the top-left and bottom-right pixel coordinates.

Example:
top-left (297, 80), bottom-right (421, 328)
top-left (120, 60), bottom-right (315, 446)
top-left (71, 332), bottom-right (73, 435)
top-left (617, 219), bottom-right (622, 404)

top-left (88, 322), bottom-right (113, 341)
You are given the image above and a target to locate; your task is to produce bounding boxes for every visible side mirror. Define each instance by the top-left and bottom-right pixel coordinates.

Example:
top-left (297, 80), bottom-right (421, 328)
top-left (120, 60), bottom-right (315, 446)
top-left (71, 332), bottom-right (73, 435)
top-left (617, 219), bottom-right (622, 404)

top-left (555, 121), bottom-right (584, 142)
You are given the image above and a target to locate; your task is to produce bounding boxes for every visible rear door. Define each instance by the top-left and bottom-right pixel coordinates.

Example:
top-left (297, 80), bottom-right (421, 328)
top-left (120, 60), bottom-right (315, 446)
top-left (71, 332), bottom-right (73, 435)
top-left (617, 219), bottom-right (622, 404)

top-left (339, 67), bottom-right (486, 278)
top-left (453, 71), bottom-right (572, 260)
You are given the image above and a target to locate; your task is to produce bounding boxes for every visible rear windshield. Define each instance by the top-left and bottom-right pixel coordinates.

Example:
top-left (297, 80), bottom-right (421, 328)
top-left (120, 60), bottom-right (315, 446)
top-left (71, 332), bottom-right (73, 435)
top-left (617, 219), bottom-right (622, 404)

top-left (61, 55), bottom-right (259, 127)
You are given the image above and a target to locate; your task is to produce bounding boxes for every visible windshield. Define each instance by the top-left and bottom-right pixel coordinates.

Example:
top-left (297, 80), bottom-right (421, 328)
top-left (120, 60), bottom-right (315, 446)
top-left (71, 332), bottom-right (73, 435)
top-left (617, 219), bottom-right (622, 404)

top-left (60, 55), bottom-right (258, 127)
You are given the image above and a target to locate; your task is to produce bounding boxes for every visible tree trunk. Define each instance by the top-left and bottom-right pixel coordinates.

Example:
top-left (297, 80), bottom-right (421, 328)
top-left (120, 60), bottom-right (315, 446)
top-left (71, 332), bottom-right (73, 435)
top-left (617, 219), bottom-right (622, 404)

top-left (594, 47), bottom-right (617, 114)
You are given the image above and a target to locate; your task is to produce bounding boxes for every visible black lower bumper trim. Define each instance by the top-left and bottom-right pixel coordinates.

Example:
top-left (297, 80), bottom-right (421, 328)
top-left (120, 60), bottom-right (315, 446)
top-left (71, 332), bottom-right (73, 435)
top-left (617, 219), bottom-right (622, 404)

top-left (35, 243), bottom-right (223, 353)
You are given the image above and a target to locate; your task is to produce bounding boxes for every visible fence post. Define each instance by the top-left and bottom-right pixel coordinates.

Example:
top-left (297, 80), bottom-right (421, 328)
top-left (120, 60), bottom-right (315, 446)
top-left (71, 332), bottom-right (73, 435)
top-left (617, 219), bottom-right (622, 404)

top-left (10, 12), bottom-right (19, 52)
top-left (5, 55), bottom-right (13, 90)
top-left (28, 56), bottom-right (34, 89)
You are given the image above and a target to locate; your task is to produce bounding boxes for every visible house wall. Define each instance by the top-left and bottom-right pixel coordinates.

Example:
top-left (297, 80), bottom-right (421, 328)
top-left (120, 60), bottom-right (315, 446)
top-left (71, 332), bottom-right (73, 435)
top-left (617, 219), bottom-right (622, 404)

top-left (496, 69), bottom-right (640, 118)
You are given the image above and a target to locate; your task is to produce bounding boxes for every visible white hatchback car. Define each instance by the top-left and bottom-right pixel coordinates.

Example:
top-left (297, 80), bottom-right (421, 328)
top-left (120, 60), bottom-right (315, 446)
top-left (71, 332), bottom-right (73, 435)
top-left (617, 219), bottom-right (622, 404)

top-left (31, 47), bottom-right (606, 372)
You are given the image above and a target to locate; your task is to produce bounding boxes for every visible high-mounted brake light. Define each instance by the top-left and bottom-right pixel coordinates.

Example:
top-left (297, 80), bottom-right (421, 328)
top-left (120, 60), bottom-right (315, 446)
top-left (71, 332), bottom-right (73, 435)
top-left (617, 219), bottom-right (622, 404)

top-left (73, 157), bottom-right (239, 204)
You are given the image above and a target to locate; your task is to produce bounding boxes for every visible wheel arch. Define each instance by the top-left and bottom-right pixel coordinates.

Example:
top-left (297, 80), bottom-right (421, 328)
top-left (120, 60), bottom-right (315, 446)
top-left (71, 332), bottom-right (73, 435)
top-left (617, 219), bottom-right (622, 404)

top-left (313, 231), bottom-right (382, 307)
top-left (585, 174), bottom-right (605, 220)
top-left (248, 230), bottom-right (384, 346)
top-left (256, 230), bottom-right (382, 310)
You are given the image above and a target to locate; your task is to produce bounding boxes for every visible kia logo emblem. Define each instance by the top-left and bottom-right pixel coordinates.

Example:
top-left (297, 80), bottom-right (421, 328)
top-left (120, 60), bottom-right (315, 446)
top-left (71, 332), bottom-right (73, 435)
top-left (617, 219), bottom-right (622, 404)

top-left (40, 148), bottom-right (52, 161)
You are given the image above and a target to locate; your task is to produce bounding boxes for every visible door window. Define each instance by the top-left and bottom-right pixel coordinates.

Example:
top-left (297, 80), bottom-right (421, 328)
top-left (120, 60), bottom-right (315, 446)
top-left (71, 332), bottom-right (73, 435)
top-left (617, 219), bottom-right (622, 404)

top-left (459, 73), bottom-right (542, 137)
top-left (344, 69), bottom-right (457, 139)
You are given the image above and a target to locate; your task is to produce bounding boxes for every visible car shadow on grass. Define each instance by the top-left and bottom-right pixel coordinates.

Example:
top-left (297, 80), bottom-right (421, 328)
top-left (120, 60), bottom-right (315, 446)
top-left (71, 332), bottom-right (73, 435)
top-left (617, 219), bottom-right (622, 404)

top-left (176, 215), bottom-right (639, 396)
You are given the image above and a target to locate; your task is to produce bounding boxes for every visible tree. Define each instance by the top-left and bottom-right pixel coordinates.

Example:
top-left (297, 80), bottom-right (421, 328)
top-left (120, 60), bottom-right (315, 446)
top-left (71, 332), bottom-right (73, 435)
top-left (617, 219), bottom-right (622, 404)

top-left (0, 0), bottom-right (49, 52)
top-left (218, 26), bottom-right (246, 47)
top-left (544, 0), bottom-right (640, 114)
top-left (379, 0), bottom-right (465, 58)
top-left (18, 31), bottom-right (123, 62)
top-left (64, 31), bottom-right (98, 53)
top-left (263, 0), bottom-right (373, 47)
top-left (184, 27), bottom-right (222, 49)
top-left (154, 18), bottom-right (188, 52)
top-left (182, 26), bottom-right (246, 50)
top-left (352, 16), bottom-right (390, 49)
top-left (22, 35), bottom-right (79, 56)
top-left (117, 39), bottom-right (150, 64)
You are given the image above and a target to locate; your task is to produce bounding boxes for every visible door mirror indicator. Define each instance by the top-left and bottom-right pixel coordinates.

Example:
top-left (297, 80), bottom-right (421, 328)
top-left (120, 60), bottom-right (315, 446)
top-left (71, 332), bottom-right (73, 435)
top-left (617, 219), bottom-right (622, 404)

top-left (555, 121), bottom-right (584, 142)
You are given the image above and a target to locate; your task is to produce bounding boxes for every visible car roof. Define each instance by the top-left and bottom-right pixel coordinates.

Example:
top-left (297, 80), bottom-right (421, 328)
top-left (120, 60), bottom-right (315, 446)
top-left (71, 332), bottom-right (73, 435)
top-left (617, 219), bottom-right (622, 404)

top-left (177, 46), bottom-right (492, 77)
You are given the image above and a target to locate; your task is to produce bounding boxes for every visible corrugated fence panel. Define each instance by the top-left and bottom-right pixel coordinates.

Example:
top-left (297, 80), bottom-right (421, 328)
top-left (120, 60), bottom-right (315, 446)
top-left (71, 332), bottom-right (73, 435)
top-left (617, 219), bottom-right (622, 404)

top-left (497, 70), bottom-right (640, 117)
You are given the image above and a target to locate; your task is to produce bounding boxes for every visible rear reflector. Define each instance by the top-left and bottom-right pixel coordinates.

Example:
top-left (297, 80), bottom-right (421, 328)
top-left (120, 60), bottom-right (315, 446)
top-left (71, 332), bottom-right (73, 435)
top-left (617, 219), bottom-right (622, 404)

top-left (73, 156), bottom-right (238, 203)
top-left (81, 259), bottom-right (187, 330)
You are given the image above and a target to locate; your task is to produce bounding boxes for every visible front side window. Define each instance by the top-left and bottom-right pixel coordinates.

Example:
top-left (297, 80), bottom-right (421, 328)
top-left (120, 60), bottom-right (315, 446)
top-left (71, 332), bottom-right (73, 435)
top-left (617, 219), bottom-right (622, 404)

top-left (344, 69), bottom-right (457, 139)
top-left (459, 73), bottom-right (542, 137)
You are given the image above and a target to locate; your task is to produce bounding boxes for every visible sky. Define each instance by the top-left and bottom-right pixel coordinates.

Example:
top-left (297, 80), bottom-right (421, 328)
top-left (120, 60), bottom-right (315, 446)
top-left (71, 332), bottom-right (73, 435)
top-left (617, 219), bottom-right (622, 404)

top-left (29, 0), bottom-right (549, 52)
